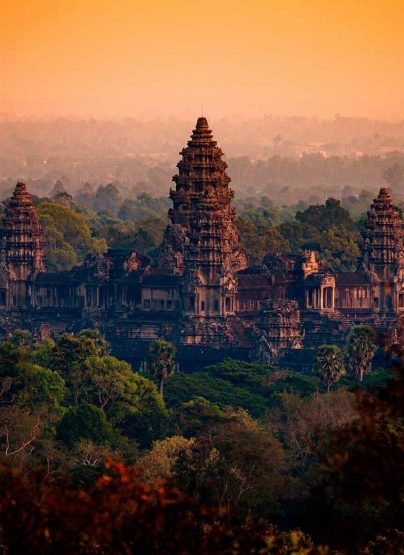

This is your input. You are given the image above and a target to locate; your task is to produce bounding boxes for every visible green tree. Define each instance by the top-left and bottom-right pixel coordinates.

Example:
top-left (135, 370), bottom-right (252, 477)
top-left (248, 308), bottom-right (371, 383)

top-left (78, 329), bottom-right (110, 354)
top-left (165, 371), bottom-right (270, 418)
top-left (76, 354), bottom-right (167, 447)
top-left (51, 332), bottom-right (166, 448)
top-left (170, 397), bottom-right (224, 438)
top-left (296, 198), bottom-right (355, 232)
top-left (139, 435), bottom-right (195, 481)
top-left (314, 344), bottom-right (345, 392)
top-left (0, 342), bottom-right (65, 464)
top-left (31, 338), bottom-right (56, 368)
top-left (235, 217), bottom-right (290, 264)
top-left (147, 340), bottom-right (176, 399)
top-left (278, 220), bottom-right (321, 252)
top-left (205, 358), bottom-right (275, 393)
top-left (83, 355), bottom-right (134, 409)
top-left (115, 373), bottom-right (167, 448)
top-left (318, 225), bottom-right (361, 271)
top-left (0, 341), bottom-right (65, 410)
top-left (51, 331), bottom-right (108, 404)
top-left (344, 325), bottom-right (377, 381)
top-left (57, 403), bottom-right (113, 448)
top-left (10, 329), bottom-right (34, 349)
top-left (98, 222), bottom-right (155, 253)
top-left (165, 364), bottom-right (321, 419)
top-left (17, 364), bottom-right (65, 410)
top-left (38, 201), bottom-right (107, 271)
top-left (175, 409), bottom-right (288, 516)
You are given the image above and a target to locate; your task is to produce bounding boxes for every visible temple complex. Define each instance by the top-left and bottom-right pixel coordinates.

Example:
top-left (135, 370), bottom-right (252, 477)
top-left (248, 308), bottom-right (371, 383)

top-left (0, 118), bottom-right (402, 368)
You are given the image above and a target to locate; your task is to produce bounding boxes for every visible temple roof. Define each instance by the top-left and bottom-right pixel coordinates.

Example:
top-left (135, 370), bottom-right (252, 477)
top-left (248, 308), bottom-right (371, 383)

top-left (304, 271), bottom-right (335, 286)
top-left (5, 182), bottom-right (39, 213)
top-left (237, 272), bottom-right (272, 288)
top-left (142, 274), bottom-right (181, 287)
top-left (187, 116), bottom-right (216, 145)
top-left (195, 116), bottom-right (209, 128)
top-left (362, 186), bottom-right (403, 267)
top-left (336, 272), bottom-right (371, 286)
top-left (1, 182), bottom-right (45, 276)
top-left (159, 115), bottom-right (247, 276)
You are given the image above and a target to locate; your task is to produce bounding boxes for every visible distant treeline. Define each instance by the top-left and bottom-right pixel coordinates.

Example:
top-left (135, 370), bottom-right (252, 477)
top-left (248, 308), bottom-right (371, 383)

top-left (1, 116), bottom-right (404, 203)
top-left (229, 152), bottom-right (404, 203)
top-left (1, 181), bottom-right (395, 274)
top-left (1, 152), bottom-right (404, 206)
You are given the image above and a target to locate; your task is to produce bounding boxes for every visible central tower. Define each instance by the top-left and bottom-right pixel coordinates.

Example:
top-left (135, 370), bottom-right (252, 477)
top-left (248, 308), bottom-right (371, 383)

top-left (159, 117), bottom-right (247, 317)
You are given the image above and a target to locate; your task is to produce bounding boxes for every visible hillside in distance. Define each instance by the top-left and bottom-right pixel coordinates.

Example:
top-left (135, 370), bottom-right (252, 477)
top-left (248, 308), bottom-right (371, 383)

top-left (1, 114), bottom-right (404, 204)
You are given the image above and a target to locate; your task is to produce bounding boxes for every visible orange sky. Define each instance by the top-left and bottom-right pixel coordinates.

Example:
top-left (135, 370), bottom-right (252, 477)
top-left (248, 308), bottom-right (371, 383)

top-left (1, 0), bottom-right (403, 119)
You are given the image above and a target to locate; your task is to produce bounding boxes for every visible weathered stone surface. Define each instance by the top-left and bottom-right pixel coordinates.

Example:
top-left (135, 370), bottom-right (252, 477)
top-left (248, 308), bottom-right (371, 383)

top-left (159, 117), bottom-right (248, 320)
top-left (362, 187), bottom-right (404, 314)
top-left (0, 182), bottom-right (45, 308)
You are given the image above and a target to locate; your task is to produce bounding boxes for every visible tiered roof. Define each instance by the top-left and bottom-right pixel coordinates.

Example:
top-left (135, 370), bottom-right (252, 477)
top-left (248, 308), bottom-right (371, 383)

top-left (362, 187), bottom-right (404, 266)
top-left (1, 182), bottom-right (45, 278)
top-left (159, 117), bottom-right (247, 274)
top-left (169, 116), bottom-right (234, 224)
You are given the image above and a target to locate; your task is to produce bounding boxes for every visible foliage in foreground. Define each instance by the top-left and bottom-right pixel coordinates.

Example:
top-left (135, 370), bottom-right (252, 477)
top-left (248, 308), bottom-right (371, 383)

top-left (0, 329), bottom-right (401, 553)
top-left (310, 349), bottom-right (404, 550)
top-left (0, 460), bottom-right (325, 555)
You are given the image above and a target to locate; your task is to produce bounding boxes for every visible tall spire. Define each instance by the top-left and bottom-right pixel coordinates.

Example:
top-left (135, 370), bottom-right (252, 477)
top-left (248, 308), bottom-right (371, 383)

top-left (159, 117), bottom-right (247, 316)
top-left (362, 187), bottom-right (403, 269)
top-left (362, 187), bottom-right (404, 313)
top-left (1, 182), bottom-right (45, 281)
top-left (168, 116), bottom-right (232, 228)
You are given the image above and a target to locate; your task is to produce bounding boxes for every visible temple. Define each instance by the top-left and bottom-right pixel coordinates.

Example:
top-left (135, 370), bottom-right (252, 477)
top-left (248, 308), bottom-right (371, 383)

top-left (0, 118), bottom-right (403, 368)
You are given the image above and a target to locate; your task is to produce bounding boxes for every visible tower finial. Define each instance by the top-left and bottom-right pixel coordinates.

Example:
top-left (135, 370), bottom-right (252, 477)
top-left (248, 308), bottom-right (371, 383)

top-left (195, 116), bottom-right (209, 130)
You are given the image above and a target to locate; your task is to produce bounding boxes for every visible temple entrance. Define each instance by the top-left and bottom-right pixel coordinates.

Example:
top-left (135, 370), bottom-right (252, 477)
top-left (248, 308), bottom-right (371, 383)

top-left (322, 287), bottom-right (333, 309)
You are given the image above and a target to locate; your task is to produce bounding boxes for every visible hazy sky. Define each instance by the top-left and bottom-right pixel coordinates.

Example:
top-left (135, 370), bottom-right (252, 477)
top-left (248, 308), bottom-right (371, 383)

top-left (1, 0), bottom-right (403, 119)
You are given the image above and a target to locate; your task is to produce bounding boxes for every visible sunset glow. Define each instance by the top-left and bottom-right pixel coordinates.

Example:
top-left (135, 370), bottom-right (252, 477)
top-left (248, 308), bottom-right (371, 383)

top-left (1, 0), bottom-right (403, 118)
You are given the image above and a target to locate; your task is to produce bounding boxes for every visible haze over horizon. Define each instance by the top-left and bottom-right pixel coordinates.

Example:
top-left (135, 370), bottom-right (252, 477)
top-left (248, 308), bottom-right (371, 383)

top-left (1, 0), bottom-right (403, 120)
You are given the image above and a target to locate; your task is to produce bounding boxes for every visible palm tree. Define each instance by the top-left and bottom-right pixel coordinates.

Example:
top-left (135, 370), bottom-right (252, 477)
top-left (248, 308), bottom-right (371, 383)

top-left (344, 325), bottom-right (377, 382)
top-left (147, 340), bottom-right (176, 399)
top-left (315, 344), bottom-right (345, 392)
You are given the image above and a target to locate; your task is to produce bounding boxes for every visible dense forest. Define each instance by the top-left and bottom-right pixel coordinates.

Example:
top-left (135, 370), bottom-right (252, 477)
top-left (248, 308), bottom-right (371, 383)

top-left (1, 116), bottom-right (404, 205)
top-left (0, 325), bottom-right (401, 554)
top-left (2, 180), bottom-right (401, 274)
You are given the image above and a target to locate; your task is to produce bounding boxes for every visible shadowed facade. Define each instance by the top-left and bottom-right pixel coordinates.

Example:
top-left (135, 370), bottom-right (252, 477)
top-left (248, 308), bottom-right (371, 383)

top-left (0, 118), bottom-right (402, 367)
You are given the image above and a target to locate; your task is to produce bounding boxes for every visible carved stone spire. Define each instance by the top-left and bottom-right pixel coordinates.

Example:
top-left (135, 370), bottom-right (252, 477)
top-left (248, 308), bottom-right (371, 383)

top-left (362, 187), bottom-right (404, 312)
top-left (1, 182), bottom-right (45, 281)
top-left (363, 188), bottom-right (403, 271)
top-left (159, 117), bottom-right (247, 316)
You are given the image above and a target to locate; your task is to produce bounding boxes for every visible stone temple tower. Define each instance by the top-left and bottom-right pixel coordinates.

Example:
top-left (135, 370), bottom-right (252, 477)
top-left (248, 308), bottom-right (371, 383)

top-left (159, 117), bottom-right (247, 317)
top-left (0, 182), bottom-right (45, 307)
top-left (362, 187), bottom-right (404, 313)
